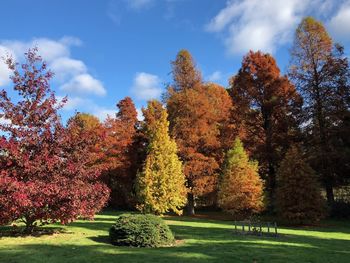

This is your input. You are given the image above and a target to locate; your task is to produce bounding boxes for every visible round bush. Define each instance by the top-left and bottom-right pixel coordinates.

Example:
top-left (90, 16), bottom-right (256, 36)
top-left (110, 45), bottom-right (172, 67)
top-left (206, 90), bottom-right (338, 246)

top-left (109, 214), bottom-right (174, 247)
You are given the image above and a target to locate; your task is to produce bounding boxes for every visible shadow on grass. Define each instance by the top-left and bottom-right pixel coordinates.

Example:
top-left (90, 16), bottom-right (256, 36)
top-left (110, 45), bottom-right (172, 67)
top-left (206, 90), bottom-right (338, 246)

top-left (0, 226), bottom-right (66, 238)
top-left (2, 214), bottom-right (350, 263)
top-left (1, 233), bottom-right (350, 263)
top-left (89, 235), bottom-right (111, 245)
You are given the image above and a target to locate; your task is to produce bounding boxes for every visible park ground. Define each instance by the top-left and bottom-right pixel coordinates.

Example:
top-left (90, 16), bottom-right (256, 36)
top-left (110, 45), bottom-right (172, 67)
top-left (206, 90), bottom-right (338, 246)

top-left (0, 210), bottom-right (349, 263)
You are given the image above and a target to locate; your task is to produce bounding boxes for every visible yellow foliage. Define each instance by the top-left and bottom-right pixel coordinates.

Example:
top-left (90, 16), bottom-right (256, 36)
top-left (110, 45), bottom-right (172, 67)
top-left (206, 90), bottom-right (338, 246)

top-left (136, 100), bottom-right (187, 215)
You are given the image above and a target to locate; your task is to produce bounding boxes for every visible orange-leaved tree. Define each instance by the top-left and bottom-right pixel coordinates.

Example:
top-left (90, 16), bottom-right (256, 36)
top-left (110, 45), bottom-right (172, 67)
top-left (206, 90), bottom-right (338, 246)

top-left (103, 97), bottom-right (141, 208)
top-left (167, 50), bottom-right (232, 215)
top-left (67, 113), bottom-right (106, 170)
top-left (218, 138), bottom-right (264, 216)
top-left (229, 51), bottom-right (302, 208)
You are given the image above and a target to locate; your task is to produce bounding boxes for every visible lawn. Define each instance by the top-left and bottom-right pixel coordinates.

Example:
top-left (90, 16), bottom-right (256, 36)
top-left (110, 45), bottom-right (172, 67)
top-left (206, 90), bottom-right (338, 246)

top-left (0, 211), bottom-right (349, 263)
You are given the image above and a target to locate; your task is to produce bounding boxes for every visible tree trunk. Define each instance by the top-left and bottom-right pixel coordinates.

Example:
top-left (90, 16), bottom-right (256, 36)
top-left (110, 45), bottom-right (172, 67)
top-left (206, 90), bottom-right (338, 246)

top-left (267, 162), bottom-right (276, 208)
top-left (187, 192), bottom-right (195, 216)
top-left (313, 67), bottom-right (335, 206)
top-left (23, 217), bottom-right (36, 234)
top-left (263, 109), bottom-right (276, 210)
top-left (325, 182), bottom-right (335, 207)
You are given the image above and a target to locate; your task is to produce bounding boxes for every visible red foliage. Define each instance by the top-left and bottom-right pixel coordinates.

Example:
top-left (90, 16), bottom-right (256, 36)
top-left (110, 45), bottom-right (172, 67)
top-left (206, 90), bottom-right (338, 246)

top-left (0, 49), bottom-right (109, 229)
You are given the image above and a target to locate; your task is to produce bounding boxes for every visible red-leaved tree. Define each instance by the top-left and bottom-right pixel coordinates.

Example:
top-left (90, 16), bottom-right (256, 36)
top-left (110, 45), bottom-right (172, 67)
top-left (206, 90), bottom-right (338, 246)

top-left (0, 49), bottom-right (109, 232)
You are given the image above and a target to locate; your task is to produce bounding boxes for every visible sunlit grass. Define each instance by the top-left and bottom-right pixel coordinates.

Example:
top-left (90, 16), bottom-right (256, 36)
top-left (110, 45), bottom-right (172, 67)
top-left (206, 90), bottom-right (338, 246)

top-left (1, 210), bottom-right (349, 263)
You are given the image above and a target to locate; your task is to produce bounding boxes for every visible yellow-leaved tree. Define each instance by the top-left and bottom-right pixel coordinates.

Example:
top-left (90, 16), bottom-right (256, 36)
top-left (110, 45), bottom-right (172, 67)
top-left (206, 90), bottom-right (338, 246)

top-left (218, 138), bottom-right (264, 216)
top-left (136, 100), bottom-right (187, 215)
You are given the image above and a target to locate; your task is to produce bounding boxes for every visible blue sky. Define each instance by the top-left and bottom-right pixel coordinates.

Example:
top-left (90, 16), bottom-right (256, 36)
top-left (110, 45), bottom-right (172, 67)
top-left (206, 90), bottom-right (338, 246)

top-left (1, 0), bottom-right (350, 123)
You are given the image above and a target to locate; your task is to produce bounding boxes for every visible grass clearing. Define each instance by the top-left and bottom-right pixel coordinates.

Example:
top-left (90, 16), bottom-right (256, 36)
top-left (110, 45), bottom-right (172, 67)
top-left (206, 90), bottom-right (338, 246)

top-left (0, 210), bottom-right (349, 263)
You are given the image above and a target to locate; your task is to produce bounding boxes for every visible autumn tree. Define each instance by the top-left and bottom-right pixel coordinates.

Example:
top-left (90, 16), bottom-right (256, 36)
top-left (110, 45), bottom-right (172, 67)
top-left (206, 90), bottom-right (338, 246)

top-left (229, 51), bottom-right (302, 208)
top-left (167, 50), bottom-right (232, 214)
top-left (276, 145), bottom-right (325, 224)
top-left (0, 49), bottom-right (109, 231)
top-left (218, 138), bottom-right (264, 216)
top-left (289, 17), bottom-right (350, 205)
top-left (67, 113), bottom-right (106, 169)
top-left (136, 100), bottom-right (187, 215)
top-left (103, 97), bottom-right (140, 208)
top-left (171, 49), bottom-right (202, 92)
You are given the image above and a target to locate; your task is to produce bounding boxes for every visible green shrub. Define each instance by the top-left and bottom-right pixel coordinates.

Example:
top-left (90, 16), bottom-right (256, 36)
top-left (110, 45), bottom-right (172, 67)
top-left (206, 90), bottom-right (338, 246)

top-left (109, 214), bottom-right (174, 247)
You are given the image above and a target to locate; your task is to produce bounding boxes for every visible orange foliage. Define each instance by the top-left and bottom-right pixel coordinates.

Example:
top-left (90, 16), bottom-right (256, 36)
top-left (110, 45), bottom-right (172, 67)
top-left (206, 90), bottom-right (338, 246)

top-left (229, 51), bottom-right (302, 206)
top-left (167, 51), bottom-right (233, 213)
top-left (103, 97), bottom-right (140, 208)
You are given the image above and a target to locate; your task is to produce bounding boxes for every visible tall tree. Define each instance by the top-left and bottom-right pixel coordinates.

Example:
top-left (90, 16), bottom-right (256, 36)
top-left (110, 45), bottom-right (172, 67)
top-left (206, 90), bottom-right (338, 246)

top-left (276, 145), bottom-right (325, 224)
top-left (167, 50), bottom-right (232, 215)
top-left (171, 49), bottom-right (202, 92)
top-left (103, 97), bottom-right (140, 208)
top-left (0, 49), bottom-right (109, 231)
top-left (289, 17), bottom-right (350, 205)
top-left (218, 138), bottom-right (264, 216)
top-left (136, 100), bottom-right (187, 215)
top-left (229, 51), bottom-right (302, 207)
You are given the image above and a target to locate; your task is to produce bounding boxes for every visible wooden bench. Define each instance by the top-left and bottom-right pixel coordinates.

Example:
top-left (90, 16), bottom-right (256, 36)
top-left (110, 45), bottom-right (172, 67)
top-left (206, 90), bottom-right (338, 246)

top-left (233, 221), bottom-right (278, 237)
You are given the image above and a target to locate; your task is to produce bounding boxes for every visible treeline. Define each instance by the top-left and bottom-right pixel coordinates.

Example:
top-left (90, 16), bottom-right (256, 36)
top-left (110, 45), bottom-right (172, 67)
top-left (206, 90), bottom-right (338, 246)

top-left (0, 17), bottom-right (349, 228)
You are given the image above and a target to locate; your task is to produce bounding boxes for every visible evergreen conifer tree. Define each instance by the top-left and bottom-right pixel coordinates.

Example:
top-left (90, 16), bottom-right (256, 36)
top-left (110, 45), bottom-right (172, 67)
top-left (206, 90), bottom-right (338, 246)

top-left (136, 100), bottom-right (187, 215)
top-left (218, 138), bottom-right (264, 216)
top-left (276, 145), bottom-right (326, 224)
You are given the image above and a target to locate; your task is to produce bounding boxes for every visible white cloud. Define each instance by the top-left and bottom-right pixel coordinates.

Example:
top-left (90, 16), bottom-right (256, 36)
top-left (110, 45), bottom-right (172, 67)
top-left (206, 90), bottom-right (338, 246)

top-left (0, 46), bottom-right (13, 86)
top-left (206, 2), bottom-right (241, 32)
top-left (1, 37), bottom-right (79, 62)
top-left (131, 72), bottom-right (162, 101)
top-left (57, 96), bottom-right (89, 111)
top-left (206, 0), bottom-right (318, 55)
top-left (50, 57), bottom-right (87, 81)
top-left (207, 71), bottom-right (222, 82)
top-left (61, 74), bottom-right (106, 96)
top-left (328, 1), bottom-right (350, 43)
top-left (56, 95), bottom-right (115, 121)
top-left (0, 116), bottom-right (11, 125)
top-left (94, 106), bottom-right (116, 121)
top-left (136, 107), bottom-right (144, 121)
top-left (0, 37), bottom-right (106, 97)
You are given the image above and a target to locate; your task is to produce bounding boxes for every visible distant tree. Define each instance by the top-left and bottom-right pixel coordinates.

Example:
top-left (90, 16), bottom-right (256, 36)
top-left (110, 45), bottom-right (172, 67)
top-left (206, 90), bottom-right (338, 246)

top-left (0, 49), bottom-right (109, 232)
top-left (229, 51), bottom-right (302, 208)
top-left (67, 113), bottom-right (106, 169)
top-left (171, 49), bottom-right (202, 92)
top-left (103, 97), bottom-right (140, 208)
top-left (218, 138), bottom-right (264, 216)
top-left (276, 145), bottom-right (326, 224)
top-left (289, 17), bottom-right (350, 205)
top-left (136, 100), bottom-right (187, 215)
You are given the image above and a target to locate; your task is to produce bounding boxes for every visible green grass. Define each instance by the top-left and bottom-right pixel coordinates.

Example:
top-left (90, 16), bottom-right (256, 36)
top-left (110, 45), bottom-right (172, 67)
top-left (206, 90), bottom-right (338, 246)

top-left (1, 210), bottom-right (350, 263)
